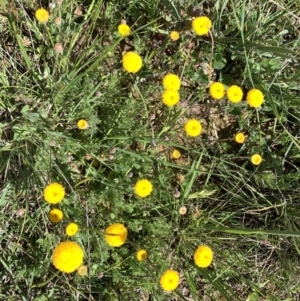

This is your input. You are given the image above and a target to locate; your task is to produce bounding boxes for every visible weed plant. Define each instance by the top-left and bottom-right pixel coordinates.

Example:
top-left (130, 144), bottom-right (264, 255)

top-left (1, 0), bottom-right (300, 300)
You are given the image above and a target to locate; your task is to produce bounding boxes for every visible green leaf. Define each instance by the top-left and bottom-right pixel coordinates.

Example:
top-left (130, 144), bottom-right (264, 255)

top-left (0, 183), bottom-right (11, 206)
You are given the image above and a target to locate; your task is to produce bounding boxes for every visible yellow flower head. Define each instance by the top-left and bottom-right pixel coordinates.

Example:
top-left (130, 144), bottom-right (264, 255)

top-left (194, 245), bottom-right (213, 268)
top-left (35, 8), bottom-right (49, 23)
top-left (105, 223), bottom-right (128, 247)
top-left (179, 206), bottom-right (187, 215)
top-left (234, 133), bottom-right (246, 144)
top-left (246, 89), bottom-right (264, 108)
top-left (170, 31), bottom-right (180, 41)
top-left (118, 23), bottom-right (130, 36)
top-left (52, 241), bottom-right (84, 273)
top-left (136, 249), bottom-right (148, 261)
top-left (192, 16), bottom-right (212, 36)
top-left (184, 119), bottom-right (202, 137)
top-left (162, 90), bottom-right (180, 107)
top-left (172, 149), bottom-right (181, 159)
top-left (77, 119), bottom-right (88, 130)
top-left (162, 73), bottom-right (181, 91)
top-left (77, 265), bottom-right (88, 276)
top-left (134, 179), bottom-right (153, 198)
top-left (43, 183), bottom-right (65, 204)
top-left (122, 51), bottom-right (142, 74)
top-left (159, 269), bottom-right (180, 292)
top-left (209, 82), bottom-right (225, 100)
top-left (227, 85), bottom-right (243, 103)
top-left (65, 222), bottom-right (79, 236)
top-left (48, 208), bottom-right (63, 223)
top-left (250, 154), bottom-right (262, 165)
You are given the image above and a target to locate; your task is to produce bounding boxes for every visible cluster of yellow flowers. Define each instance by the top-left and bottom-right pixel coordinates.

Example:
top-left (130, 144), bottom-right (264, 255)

top-left (44, 178), bottom-right (214, 292)
top-left (37, 9), bottom-right (263, 289)
top-left (44, 178), bottom-right (154, 274)
top-left (209, 82), bottom-right (264, 108)
top-left (160, 245), bottom-right (213, 292)
top-left (43, 183), bottom-right (81, 272)
top-left (234, 132), bottom-right (263, 165)
top-left (118, 17), bottom-right (215, 141)
top-left (209, 82), bottom-right (264, 165)
top-left (162, 73), bottom-right (181, 107)
top-left (120, 15), bottom-right (212, 74)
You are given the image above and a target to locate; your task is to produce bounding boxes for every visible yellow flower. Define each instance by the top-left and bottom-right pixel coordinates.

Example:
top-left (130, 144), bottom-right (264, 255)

top-left (136, 249), bottom-right (148, 261)
top-left (194, 245), bottom-right (213, 268)
top-left (43, 183), bottom-right (65, 204)
top-left (227, 85), bottom-right (243, 103)
top-left (246, 89), bottom-right (264, 108)
top-left (162, 90), bottom-right (180, 107)
top-left (250, 154), bottom-right (262, 165)
top-left (234, 133), bottom-right (246, 144)
top-left (184, 119), bottom-right (202, 137)
top-left (77, 265), bottom-right (88, 276)
top-left (134, 179), bottom-right (153, 198)
top-left (170, 31), bottom-right (180, 41)
top-left (118, 24), bottom-right (130, 36)
top-left (65, 222), bottom-right (79, 236)
top-left (48, 208), bottom-right (63, 223)
top-left (159, 269), bottom-right (180, 292)
top-left (179, 206), bottom-right (187, 215)
top-left (52, 241), bottom-right (84, 273)
top-left (172, 149), bottom-right (181, 159)
top-left (77, 119), bottom-right (88, 130)
top-left (105, 223), bottom-right (128, 247)
top-left (35, 8), bottom-right (49, 23)
top-left (192, 16), bottom-right (212, 36)
top-left (209, 82), bottom-right (225, 100)
top-left (122, 51), bottom-right (142, 74)
top-left (162, 74), bottom-right (181, 91)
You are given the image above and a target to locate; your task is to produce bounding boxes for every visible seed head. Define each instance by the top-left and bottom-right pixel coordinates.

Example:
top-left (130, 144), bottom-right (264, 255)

top-left (54, 43), bottom-right (64, 54)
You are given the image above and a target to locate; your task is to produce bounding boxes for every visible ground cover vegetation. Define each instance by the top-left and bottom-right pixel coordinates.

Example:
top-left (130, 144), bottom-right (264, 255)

top-left (1, 0), bottom-right (300, 300)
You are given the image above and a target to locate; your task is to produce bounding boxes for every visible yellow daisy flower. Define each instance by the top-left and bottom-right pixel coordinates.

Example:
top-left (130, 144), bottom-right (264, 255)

top-left (35, 8), bottom-right (49, 23)
top-left (159, 269), bottom-right (180, 292)
top-left (234, 133), bottom-right (246, 144)
top-left (122, 51), bottom-right (142, 74)
top-left (209, 82), bottom-right (225, 100)
top-left (77, 119), bottom-right (88, 130)
top-left (77, 265), bottom-right (88, 276)
top-left (184, 119), bottom-right (202, 137)
top-left (227, 85), bottom-right (243, 103)
top-left (246, 89), bottom-right (264, 108)
top-left (52, 241), bottom-right (84, 273)
top-left (172, 149), bottom-right (181, 159)
top-left (170, 31), bottom-right (180, 41)
top-left (194, 245), bottom-right (213, 268)
top-left (43, 183), bottom-right (65, 204)
top-left (65, 222), bottom-right (79, 237)
top-left (48, 208), bottom-right (63, 223)
top-left (162, 73), bottom-right (181, 91)
top-left (134, 179), bottom-right (153, 198)
top-left (192, 16), bottom-right (212, 36)
top-left (250, 154), bottom-right (262, 165)
top-left (105, 223), bottom-right (128, 247)
top-left (136, 249), bottom-right (148, 261)
top-left (162, 90), bottom-right (180, 107)
top-left (118, 23), bottom-right (130, 36)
